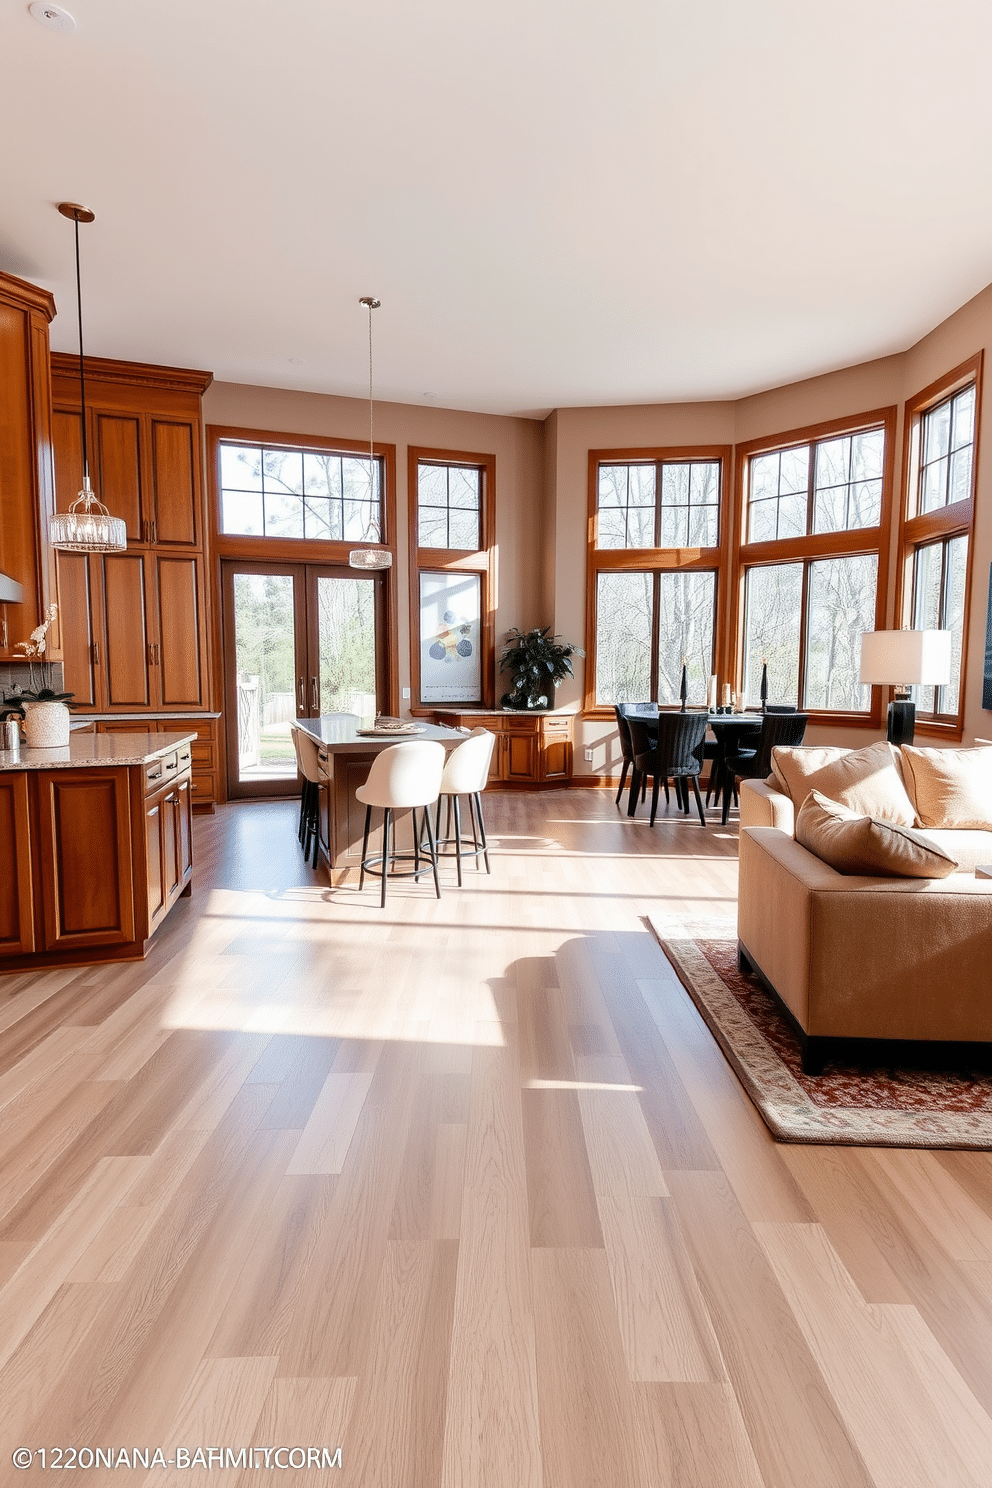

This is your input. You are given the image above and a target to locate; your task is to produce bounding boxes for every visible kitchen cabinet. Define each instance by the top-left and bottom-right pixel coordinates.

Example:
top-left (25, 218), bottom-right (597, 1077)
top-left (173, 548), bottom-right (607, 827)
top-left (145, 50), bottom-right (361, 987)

top-left (0, 271), bottom-right (56, 660)
top-left (50, 357), bottom-right (215, 771)
top-left (0, 731), bottom-right (194, 969)
top-left (432, 710), bottom-right (574, 786)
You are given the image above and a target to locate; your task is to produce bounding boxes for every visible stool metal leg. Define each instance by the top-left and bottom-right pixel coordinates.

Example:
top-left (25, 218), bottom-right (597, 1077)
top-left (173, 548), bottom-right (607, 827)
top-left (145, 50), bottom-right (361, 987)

top-left (359, 804), bottom-right (371, 890)
top-left (422, 802), bottom-right (442, 899)
top-left (380, 807), bottom-right (390, 908)
top-left (453, 795), bottom-right (463, 887)
top-left (473, 792), bottom-right (490, 873)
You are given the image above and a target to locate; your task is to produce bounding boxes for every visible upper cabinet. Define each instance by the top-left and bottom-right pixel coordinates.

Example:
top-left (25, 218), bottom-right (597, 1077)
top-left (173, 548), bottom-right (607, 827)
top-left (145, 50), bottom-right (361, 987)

top-left (50, 356), bottom-right (213, 714)
top-left (0, 271), bottom-right (56, 660)
top-left (50, 355), bottom-right (210, 549)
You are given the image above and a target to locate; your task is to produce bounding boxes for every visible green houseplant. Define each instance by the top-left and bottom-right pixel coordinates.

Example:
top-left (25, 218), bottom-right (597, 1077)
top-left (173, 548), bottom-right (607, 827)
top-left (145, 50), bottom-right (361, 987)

top-left (499, 626), bottom-right (584, 710)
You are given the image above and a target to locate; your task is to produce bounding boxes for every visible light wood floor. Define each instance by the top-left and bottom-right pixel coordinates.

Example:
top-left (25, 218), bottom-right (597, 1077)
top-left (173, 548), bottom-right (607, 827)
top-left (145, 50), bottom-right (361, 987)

top-left (3, 789), bottom-right (992, 1487)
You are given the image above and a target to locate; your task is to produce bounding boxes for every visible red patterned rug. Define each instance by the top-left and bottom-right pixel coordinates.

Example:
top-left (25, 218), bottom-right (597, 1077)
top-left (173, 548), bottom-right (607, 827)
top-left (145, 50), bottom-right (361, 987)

top-left (647, 916), bottom-right (992, 1148)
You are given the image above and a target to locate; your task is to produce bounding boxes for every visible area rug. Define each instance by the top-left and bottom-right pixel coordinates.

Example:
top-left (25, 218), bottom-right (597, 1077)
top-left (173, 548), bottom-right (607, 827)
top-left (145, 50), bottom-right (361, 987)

top-left (646, 915), bottom-right (992, 1148)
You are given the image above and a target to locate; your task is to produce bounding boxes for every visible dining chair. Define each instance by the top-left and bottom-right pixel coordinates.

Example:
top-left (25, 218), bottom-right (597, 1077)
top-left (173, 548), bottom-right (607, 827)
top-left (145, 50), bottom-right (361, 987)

top-left (356, 740), bottom-right (445, 907)
top-left (721, 711), bottom-right (808, 825)
top-left (628, 712), bottom-right (709, 826)
top-left (615, 703), bottom-right (657, 811)
top-left (433, 727), bottom-right (496, 885)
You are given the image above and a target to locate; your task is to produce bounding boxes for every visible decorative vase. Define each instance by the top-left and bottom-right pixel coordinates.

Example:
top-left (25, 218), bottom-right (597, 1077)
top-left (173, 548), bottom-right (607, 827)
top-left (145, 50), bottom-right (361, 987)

top-left (23, 700), bottom-right (71, 748)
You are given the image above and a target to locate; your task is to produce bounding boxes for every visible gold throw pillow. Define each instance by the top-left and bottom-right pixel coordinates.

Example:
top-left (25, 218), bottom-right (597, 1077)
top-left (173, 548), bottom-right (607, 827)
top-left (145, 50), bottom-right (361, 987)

top-left (900, 745), bottom-right (992, 829)
top-left (795, 790), bottom-right (958, 878)
top-left (772, 740), bottom-right (916, 825)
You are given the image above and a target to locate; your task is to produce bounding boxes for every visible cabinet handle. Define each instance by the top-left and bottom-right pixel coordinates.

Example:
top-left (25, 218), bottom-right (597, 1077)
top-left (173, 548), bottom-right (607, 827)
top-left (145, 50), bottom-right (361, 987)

top-left (1, 617), bottom-right (7, 649)
top-left (151, 519), bottom-right (157, 545)
top-left (156, 643), bottom-right (161, 665)
top-left (310, 676), bottom-right (318, 711)
top-left (166, 761), bottom-right (178, 771)
top-left (92, 640), bottom-right (100, 665)
top-left (298, 677), bottom-right (305, 712)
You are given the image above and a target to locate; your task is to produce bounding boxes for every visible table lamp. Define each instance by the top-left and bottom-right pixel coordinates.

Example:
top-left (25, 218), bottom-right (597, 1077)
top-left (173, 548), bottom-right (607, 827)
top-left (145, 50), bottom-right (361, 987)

top-left (859, 630), bottom-right (952, 746)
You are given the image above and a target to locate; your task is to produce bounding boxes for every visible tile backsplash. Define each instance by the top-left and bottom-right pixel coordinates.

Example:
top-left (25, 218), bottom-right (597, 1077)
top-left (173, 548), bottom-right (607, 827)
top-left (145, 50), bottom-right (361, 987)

top-left (0, 661), bottom-right (65, 699)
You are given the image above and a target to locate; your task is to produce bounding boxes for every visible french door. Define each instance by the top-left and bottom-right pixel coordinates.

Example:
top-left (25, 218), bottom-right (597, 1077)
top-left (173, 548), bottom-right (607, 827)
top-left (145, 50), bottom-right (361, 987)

top-left (222, 560), bottom-right (386, 799)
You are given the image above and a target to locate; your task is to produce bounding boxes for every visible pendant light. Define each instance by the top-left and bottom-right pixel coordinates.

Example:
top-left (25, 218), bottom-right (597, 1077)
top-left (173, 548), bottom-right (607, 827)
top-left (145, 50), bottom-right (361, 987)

top-left (349, 295), bottom-right (392, 570)
top-left (48, 203), bottom-right (127, 554)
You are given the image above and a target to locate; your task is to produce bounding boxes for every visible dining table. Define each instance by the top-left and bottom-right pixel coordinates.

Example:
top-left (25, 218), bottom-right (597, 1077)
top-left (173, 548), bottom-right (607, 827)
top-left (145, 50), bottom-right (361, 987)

top-left (296, 714), bottom-right (467, 871)
top-left (625, 708), bottom-right (763, 819)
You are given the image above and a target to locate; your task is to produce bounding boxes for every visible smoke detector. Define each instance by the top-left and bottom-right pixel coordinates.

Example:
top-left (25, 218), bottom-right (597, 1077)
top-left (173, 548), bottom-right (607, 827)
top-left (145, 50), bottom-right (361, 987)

top-left (29, 3), bottom-right (75, 31)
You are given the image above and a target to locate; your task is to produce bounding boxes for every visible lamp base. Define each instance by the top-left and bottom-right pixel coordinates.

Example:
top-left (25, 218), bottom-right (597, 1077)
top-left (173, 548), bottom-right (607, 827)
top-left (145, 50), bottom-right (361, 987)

top-left (886, 697), bottom-right (915, 747)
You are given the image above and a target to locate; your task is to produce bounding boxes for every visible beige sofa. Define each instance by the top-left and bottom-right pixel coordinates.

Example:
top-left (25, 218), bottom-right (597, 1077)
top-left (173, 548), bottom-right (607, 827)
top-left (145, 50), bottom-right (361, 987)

top-left (737, 761), bottom-right (992, 1073)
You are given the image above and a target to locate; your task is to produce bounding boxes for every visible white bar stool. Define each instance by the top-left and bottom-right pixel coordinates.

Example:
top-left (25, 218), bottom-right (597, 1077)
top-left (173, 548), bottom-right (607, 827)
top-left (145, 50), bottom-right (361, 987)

top-left (293, 726), bottom-right (328, 868)
top-left (356, 741), bottom-right (445, 907)
top-left (433, 727), bottom-right (496, 886)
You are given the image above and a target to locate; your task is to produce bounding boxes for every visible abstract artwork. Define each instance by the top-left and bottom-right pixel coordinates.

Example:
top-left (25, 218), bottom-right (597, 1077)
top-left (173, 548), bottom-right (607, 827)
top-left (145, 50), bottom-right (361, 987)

top-left (419, 570), bottom-right (482, 703)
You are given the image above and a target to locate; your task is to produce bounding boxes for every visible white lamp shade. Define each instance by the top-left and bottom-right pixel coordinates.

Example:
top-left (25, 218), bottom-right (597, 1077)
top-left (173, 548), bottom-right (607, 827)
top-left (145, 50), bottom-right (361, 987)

top-left (859, 630), bottom-right (952, 688)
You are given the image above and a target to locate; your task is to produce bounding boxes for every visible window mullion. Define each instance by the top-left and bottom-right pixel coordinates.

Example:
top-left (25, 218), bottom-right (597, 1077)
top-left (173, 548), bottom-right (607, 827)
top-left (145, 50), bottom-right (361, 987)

top-left (797, 562), bottom-right (812, 709)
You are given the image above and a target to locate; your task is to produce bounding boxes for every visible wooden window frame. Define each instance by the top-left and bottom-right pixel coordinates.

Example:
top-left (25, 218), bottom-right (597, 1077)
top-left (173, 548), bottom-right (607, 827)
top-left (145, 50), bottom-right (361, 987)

top-left (896, 353), bottom-right (983, 741)
top-left (583, 446), bottom-right (732, 717)
top-left (408, 446), bottom-right (496, 714)
top-left (206, 423), bottom-right (400, 717)
top-left (731, 407), bottom-right (897, 728)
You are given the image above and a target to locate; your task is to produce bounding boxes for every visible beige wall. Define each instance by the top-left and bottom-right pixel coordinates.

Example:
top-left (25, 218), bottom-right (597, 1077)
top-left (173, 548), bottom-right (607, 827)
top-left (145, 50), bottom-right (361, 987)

top-left (204, 279), bottom-right (992, 780)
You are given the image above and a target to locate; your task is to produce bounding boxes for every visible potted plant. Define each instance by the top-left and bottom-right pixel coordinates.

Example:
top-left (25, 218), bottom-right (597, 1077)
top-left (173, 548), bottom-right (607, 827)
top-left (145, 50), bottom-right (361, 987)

top-left (499, 626), bottom-right (584, 710)
top-left (3, 604), bottom-right (75, 748)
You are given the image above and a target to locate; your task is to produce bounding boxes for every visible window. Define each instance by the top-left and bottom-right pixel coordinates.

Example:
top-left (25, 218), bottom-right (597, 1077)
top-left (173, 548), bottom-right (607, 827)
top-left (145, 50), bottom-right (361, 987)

top-left (408, 447), bottom-right (495, 709)
top-left (586, 448), bottom-right (729, 710)
top-left (219, 440), bottom-right (385, 542)
top-left (900, 356), bottom-right (982, 734)
top-left (736, 410), bottom-right (894, 719)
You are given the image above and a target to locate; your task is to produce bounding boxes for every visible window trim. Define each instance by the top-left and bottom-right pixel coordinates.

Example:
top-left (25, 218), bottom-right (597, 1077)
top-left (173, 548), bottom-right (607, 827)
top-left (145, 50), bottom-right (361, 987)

top-left (584, 445), bottom-right (732, 717)
top-left (206, 422), bottom-right (400, 716)
top-left (731, 406), bottom-right (897, 728)
top-left (407, 445), bottom-right (496, 713)
top-left (896, 353), bottom-right (983, 741)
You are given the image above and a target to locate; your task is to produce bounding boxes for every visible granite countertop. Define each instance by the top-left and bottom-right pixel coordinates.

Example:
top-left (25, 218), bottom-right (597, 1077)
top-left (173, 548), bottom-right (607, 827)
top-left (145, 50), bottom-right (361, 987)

top-left (0, 730), bottom-right (197, 772)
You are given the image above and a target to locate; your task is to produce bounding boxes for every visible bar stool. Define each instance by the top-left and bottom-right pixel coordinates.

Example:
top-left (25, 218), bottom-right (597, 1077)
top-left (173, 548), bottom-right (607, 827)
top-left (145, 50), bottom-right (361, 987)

top-left (293, 726), bottom-right (327, 868)
top-left (356, 741), bottom-right (445, 908)
top-left (433, 727), bottom-right (496, 885)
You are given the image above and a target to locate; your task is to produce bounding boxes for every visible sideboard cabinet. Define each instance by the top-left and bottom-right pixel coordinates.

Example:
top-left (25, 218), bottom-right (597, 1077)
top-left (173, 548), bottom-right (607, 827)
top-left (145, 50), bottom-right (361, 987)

top-left (432, 709), bottom-right (573, 787)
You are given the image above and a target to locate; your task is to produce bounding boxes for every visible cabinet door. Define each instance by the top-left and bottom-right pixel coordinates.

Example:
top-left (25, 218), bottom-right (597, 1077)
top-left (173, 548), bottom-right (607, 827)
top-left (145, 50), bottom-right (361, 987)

top-left (155, 554), bottom-right (207, 708)
top-left (54, 551), bottom-right (101, 709)
top-left (503, 726), bottom-right (538, 782)
top-left (36, 769), bottom-right (135, 950)
top-left (145, 786), bottom-right (166, 931)
top-left (176, 775), bottom-right (193, 884)
top-left (0, 774), bottom-right (35, 957)
top-left (100, 552), bottom-right (152, 708)
top-left (540, 721), bottom-right (573, 782)
top-left (94, 411), bottom-right (143, 543)
top-left (0, 296), bottom-right (51, 658)
top-left (149, 418), bottom-right (198, 546)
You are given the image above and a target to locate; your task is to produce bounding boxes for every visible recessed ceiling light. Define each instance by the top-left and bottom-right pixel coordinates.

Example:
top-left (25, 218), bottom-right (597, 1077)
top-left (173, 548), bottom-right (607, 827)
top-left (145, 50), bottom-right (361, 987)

top-left (288, 356), bottom-right (306, 365)
top-left (29, 2), bottom-right (75, 31)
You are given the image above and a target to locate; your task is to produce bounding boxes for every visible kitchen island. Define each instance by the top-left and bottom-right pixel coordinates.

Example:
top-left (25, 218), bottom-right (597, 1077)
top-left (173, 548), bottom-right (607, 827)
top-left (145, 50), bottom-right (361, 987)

top-left (0, 731), bottom-right (195, 969)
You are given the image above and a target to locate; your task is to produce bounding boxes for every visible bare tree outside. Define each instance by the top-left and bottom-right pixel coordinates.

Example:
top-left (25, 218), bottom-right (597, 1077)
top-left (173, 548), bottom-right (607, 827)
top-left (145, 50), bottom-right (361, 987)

top-left (805, 554), bottom-right (878, 710)
top-left (219, 443), bottom-right (381, 542)
top-left (595, 571), bottom-right (653, 703)
top-left (743, 564), bottom-right (802, 706)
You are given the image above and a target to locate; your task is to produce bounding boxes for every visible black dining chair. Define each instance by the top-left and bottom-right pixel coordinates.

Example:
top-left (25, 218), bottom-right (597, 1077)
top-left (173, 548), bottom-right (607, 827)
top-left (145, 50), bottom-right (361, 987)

top-left (614, 703), bottom-right (656, 811)
top-left (764, 704), bottom-right (798, 713)
top-left (721, 711), bottom-right (808, 825)
top-left (628, 712), bottom-right (709, 826)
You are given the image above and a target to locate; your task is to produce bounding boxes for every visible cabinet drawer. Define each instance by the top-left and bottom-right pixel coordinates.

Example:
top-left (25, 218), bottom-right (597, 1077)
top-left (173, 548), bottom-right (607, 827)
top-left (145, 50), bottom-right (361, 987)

top-left (191, 741), bottom-right (214, 767)
top-left (190, 773), bottom-right (215, 797)
top-left (145, 750), bottom-right (179, 792)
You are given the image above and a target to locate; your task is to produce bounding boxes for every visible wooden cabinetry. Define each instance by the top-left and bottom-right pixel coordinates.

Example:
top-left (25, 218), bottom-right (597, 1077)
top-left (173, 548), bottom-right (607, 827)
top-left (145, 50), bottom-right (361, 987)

top-left (0, 272), bottom-right (56, 659)
top-left (0, 737), bottom-right (194, 969)
top-left (432, 710), bottom-right (574, 787)
top-left (81, 718), bottom-right (218, 813)
top-left (50, 356), bottom-right (213, 721)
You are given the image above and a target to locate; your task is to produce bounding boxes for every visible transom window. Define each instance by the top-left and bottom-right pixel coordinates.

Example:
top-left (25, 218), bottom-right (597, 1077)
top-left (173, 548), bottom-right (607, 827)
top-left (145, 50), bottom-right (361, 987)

top-left (747, 427), bottom-right (884, 542)
top-left (417, 461), bottom-right (482, 550)
top-left (917, 384), bottom-right (976, 514)
top-left (597, 460), bottom-right (720, 549)
top-left (219, 441), bottom-right (383, 541)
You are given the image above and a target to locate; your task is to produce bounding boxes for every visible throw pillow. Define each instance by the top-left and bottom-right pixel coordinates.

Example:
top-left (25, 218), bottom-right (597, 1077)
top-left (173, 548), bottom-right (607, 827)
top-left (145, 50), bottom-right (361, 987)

top-left (795, 790), bottom-right (958, 878)
top-left (900, 745), bottom-right (992, 829)
top-left (772, 740), bottom-right (916, 825)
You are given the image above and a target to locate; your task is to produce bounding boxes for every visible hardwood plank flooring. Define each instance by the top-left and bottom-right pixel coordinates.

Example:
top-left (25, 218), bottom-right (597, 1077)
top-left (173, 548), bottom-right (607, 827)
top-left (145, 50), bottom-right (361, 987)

top-left (1, 790), bottom-right (991, 1486)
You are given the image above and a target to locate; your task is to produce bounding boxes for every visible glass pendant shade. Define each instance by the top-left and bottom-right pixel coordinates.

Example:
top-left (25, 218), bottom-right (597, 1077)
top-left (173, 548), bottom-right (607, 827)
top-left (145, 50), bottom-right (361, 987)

top-left (349, 540), bottom-right (392, 570)
top-left (49, 476), bottom-right (127, 553)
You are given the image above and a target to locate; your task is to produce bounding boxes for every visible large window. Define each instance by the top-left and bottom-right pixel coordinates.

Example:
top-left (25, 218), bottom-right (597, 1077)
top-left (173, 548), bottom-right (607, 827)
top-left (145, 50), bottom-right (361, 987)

top-left (900, 357), bottom-right (982, 734)
top-left (408, 447), bottom-right (495, 710)
top-left (219, 440), bottom-right (385, 543)
top-left (737, 410), bottom-right (894, 719)
top-left (586, 449), bottom-right (728, 709)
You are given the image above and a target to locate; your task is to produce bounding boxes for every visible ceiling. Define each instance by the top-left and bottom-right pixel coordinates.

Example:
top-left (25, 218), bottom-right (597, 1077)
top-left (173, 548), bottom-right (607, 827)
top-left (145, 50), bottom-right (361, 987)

top-left (3, 0), bottom-right (992, 419)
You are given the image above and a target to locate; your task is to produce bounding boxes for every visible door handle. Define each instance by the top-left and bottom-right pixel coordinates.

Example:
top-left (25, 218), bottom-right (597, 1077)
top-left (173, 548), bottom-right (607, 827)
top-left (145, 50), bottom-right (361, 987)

top-left (311, 676), bottom-right (318, 711)
top-left (298, 677), bottom-right (305, 713)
